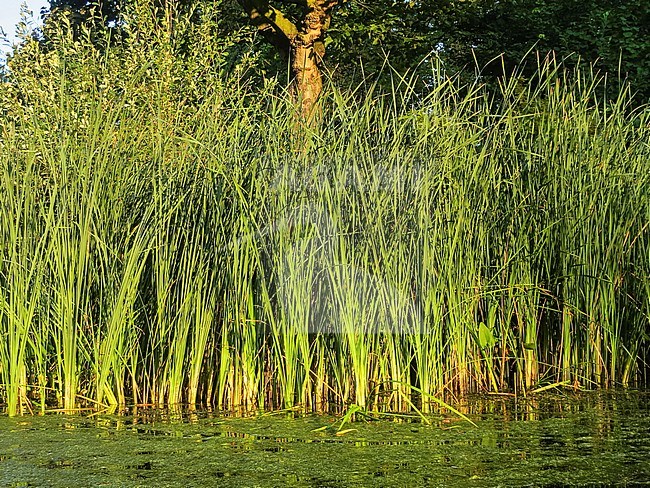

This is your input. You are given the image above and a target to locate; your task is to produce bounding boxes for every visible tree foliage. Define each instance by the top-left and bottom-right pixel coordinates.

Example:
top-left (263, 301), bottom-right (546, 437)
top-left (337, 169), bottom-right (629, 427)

top-left (323, 1), bottom-right (649, 100)
top-left (11, 0), bottom-right (650, 101)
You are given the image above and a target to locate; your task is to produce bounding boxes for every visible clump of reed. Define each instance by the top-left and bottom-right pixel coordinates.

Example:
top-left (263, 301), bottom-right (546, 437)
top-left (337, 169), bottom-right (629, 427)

top-left (0, 9), bottom-right (648, 416)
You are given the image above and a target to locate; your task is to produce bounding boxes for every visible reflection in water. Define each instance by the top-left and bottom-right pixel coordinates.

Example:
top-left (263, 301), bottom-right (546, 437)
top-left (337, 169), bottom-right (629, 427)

top-left (0, 391), bottom-right (648, 487)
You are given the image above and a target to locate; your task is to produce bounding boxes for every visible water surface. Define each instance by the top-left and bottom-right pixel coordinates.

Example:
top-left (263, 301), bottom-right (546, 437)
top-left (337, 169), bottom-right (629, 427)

top-left (1, 391), bottom-right (649, 487)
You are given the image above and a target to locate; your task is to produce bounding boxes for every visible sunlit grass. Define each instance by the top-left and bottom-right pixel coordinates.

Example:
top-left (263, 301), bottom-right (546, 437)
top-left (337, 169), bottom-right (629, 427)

top-left (0, 26), bottom-right (648, 416)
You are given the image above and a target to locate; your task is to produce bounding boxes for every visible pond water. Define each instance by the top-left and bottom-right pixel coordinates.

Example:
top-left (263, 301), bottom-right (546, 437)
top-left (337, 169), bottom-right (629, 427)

top-left (1, 391), bottom-right (649, 487)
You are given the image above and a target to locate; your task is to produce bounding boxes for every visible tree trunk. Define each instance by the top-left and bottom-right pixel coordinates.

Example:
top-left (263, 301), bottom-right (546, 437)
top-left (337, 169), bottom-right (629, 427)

top-left (238, 1), bottom-right (336, 118)
top-left (290, 7), bottom-right (327, 117)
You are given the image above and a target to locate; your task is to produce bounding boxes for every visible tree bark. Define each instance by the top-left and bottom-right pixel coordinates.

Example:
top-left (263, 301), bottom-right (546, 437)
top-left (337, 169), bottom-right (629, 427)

top-left (290, 6), bottom-right (327, 117)
top-left (239, 1), bottom-right (337, 117)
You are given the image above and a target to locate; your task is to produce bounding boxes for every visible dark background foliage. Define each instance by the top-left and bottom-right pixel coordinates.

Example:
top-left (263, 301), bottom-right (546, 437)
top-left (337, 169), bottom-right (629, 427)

top-left (14, 0), bottom-right (650, 101)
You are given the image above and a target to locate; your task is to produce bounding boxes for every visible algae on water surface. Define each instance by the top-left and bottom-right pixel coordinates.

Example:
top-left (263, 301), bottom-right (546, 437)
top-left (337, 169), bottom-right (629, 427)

top-left (1, 392), bottom-right (649, 487)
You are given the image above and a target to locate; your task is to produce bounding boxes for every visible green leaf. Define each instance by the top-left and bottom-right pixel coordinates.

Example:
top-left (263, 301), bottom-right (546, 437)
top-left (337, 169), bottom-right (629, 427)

top-left (478, 322), bottom-right (495, 350)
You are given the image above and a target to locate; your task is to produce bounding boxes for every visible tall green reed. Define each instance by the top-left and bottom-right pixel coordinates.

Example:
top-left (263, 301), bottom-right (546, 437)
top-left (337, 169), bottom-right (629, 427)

top-left (1, 10), bottom-right (648, 416)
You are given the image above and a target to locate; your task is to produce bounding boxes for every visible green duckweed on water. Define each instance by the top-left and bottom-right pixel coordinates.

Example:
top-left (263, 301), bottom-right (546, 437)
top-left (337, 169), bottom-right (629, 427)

top-left (1, 391), bottom-right (649, 487)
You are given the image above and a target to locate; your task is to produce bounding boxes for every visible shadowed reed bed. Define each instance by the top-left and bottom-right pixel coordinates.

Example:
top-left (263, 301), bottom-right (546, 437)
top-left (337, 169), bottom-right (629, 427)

top-left (1, 43), bottom-right (649, 417)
